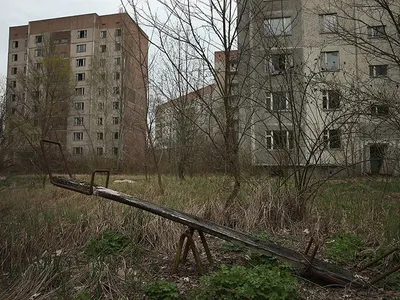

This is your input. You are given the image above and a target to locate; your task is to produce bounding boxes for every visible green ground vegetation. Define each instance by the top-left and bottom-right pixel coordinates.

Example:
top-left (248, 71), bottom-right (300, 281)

top-left (0, 174), bottom-right (399, 298)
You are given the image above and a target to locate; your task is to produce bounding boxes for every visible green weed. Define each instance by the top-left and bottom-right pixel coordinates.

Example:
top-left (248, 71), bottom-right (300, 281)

top-left (85, 230), bottom-right (129, 258)
top-left (144, 280), bottom-right (180, 300)
top-left (197, 264), bottom-right (297, 299)
top-left (325, 232), bottom-right (364, 264)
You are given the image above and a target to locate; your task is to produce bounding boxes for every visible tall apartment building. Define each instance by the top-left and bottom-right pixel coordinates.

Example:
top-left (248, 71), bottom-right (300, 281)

top-left (6, 13), bottom-right (148, 171)
top-left (155, 51), bottom-right (239, 173)
top-left (237, 0), bottom-right (400, 175)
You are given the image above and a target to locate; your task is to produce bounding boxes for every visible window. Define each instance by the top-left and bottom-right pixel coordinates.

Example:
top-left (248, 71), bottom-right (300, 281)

top-left (113, 87), bottom-right (120, 94)
top-left (100, 44), bottom-right (107, 52)
top-left (115, 28), bottom-right (122, 37)
top-left (369, 65), bottom-right (388, 77)
top-left (115, 57), bottom-right (121, 65)
top-left (115, 42), bottom-right (121, 51)
top-left (76, 44), bottom-right (86, 53)
top-left (100, 73), bottom-right (106, 80)
top-left (112, 117), bottom-right (119, 125)
top-left (264, 17), bottom-right (292, 36)
top-left (75, 87), bottom-right (85, 96)
top-left (11, 94), bottom-right (16, 102)
top-left (370, 104), bottom-right (389, 116)
top-left (33, 91), bottom-right (40, 99)
top-left (322, 90), bottom-right (341, 110)
top-left (73, 147), bottom-right (83, 155)
top-left (266, 92), bottom-right (289, 111)
top-left (98, 102), bottom-right (104, 111)
top-left (97, 132), bottom-right (104, 140)
top-left (266, 54), bottom-right (292, 74)
top-left (320, 51), bottom-right (340, 71)
top-left (266, 130), bottom-right (294, 150)
top-left (11, 67), bottom-right (17, 75)
top-left (96, 147), bottom-right (104, 155)
top-left (368, 25), bottom-right (386, 39)
top-left (34, 62), bottom-right (42, 70)
top-left (12, 41), bottom-right (19, 48)
top-left (60, 38), bottom-right (68, 44)
top-left (35, 35), bottom-right (43, 43)
top-left (113, 132), bottom-right (119, 139)
top-left (100, 59), bottom-right (106, 67)
top-left (76, 58), bottom-right (86, 67)
top-left (114, 72), bottom-right (120, 80)
top-left (73, 132), bottom-right (84, 141)
top-left (24, 66), bottom-right (26, 74)
top-left (74, 117), bottom-right (84, 126)
top-left (323, 129), bottom-right (341, 149)
top-left (98, 88), bottom-right (105, 96)
top-left (97, 117), bottom-right (103, 125)
top-left (76, 72), bottom-right (85, 81)
top-left (320, 14), bottom-right (338, 33)
top-left (101, 30), bottom-right (107, 38)
top-left (112, 101), bottom-right (120, 109)
top-left (24, 53), bottom-right (27, 61)
top-left (112, 147), bottom-right (118, 155)
top-left (12, 54), bottom-right (18, 62)
top-left (35, 48), bottom-right (43, 57)
top-left (10, 81), bottom-right (17, 88)
top-left (77, 30), bottom-right (87, 39)
top-left (75, 102), bottom-right (84, 111)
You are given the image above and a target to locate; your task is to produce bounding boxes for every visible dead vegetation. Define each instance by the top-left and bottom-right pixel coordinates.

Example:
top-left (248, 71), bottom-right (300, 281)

top-left (0, 174), bottom-right (399, 299)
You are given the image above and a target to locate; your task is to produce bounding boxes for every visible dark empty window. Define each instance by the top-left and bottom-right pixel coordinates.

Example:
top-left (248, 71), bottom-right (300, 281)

top-left (368, 25), bottom-right (386, 38)
top-left (322, 90), bottom-right (341, 110)
top-left (370, 104), bottom-right (389, 116)
top-left (369, 65), bottom-right (388, 77)
top-left (77, 30), bottom-right (87, 39)
top-left (323, 129), bottom-right (341, 149)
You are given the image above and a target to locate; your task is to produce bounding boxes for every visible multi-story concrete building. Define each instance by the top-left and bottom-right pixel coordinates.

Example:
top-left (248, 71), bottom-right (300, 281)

top-left (237, 0), bottom-right (400, 175)
top-left (155, 50), bottom-right (240, 173)
top-left (6, 13), bottom-right (148, 171)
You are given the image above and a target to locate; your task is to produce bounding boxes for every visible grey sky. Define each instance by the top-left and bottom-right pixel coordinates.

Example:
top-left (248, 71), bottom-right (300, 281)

top-left (1, 0), bottom-right (125, 78)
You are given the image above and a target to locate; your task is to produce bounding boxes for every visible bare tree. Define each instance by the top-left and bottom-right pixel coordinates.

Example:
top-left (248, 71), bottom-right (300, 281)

top-left (6, 38), bottom-right (74, 170)
top-left (128, 0), bottom-right (255, 209)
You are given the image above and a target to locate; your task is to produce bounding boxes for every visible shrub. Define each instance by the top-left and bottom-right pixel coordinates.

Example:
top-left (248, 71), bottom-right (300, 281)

top-left (85, 230), bottom-right (129, 258)
top-left (144, 280), bottom-right (180, 300)
top-left (325, 232), bottom-right (364, 264)
top-left (197, 264), bottom-right (297, 299)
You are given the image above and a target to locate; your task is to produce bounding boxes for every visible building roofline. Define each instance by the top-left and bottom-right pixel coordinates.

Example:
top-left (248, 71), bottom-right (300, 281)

top-left (158, 83), bottom-right (216, 109)
top-left (9, 12), bottom-right (148, 40)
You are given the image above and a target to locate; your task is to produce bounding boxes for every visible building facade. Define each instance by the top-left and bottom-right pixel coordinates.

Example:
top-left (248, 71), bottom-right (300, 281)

top-left (237, 0), bottom-right (400, 175)
top-left (155, 50), bottom-right (241, 174)
top-left (6, 13), bottom-right (148, 171)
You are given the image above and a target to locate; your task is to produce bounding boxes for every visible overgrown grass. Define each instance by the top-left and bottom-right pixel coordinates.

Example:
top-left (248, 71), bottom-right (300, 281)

top-left (0, 174), bottom-right (399, 298)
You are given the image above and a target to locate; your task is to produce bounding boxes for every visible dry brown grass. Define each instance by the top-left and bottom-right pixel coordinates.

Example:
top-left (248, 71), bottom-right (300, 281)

top-left (0, 174), bottom-right (399, 298)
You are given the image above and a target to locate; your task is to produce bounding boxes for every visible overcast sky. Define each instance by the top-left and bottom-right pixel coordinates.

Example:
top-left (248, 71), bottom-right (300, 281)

top-left (1, 0), bottom-right (127, 78)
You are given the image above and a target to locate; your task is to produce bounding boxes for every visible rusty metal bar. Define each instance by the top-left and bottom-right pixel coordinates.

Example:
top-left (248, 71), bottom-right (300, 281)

top-left (40, 139), bottom-right (72, 179)
top-left (358, 247), bottom-right (399, 271)
top-left (172, 231), bottom-right (187, 274)
top-left (182, 228), bottom-right (195, 263)
top-left (89, 170), bottom-right (110, 194)
top-left (305, 237), bottom-right (314, 255)
top-left (199, 230), bottom-right (213, 265)
top-left (172, 230), bottom-right (204, 275)
top-left (369, 265), bottom-right (400, 285)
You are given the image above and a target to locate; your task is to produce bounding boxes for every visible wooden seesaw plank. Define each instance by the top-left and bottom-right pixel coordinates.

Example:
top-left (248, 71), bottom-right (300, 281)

top-left (51, 176), bottom-right (358, 287)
